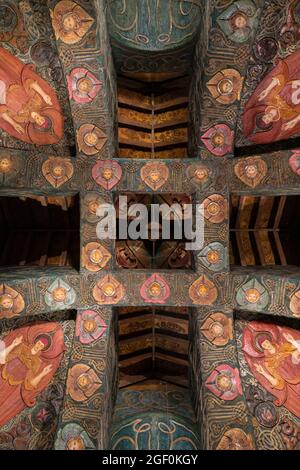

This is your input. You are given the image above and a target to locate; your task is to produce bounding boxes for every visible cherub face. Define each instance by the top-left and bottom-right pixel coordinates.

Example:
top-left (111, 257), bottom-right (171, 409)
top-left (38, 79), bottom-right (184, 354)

top-left (32, 339), bottom-right (45, 354)
top-left (233, 13), bottom-right (248, 29)
top-left (212, 133), bottom-right (225, 147)
top-left (245, 164), bottom-right (258, 178)
top-left (149, 282), bottom-right (161, 297)
top-left (88, 200), bottom-right (99, 215)
top-left (210, 322), bottom-right (223, 337)
top-left (262, 107), bottom-right (278, 124)
top-left (77, 78), bottom-right (93, 94)
top-left (83, 319), bottom-right (96, 333)
top-left (0, 158), bottom-right (11, 173)
top-left (31, 112), bottom-right (46, 126)
top-left (52, 287), bottom-right (67, 302)
top-left (77, 373), bottom-right (91, 389)
top-left (194, 168), bottom-right (207, 180)
top-left (102, 168), bottom-right (113, 181)
top-left (63, 14), bottom-right (78, 32)
top-left (0, 294), bottom-right (13, 310)
top-left (89, 249), bottom-right (103, 264)
top-left (67, 437), bottom-right (85, 450)
top-left (84, 132), bottom-right (98, 147)
top-left (102, 283), bottom-right (115, 297)
top-left (219, 79), bottom-right (234, 95)
top-left (217, 374), bottom-right (232, 391)
top-left (261, 339), bottom-right (274, 351)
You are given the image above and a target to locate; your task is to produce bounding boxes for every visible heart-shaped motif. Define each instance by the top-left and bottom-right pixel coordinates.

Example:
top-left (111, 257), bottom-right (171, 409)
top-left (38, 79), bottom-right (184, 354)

top-left (92, 160), bottom-right (122, 190)
top-left (140, 273), bottom-right (170, 304)
top-left (234, 157), bottom-right (267, 188)
top-left (140, 162), bottom-right (169, 190)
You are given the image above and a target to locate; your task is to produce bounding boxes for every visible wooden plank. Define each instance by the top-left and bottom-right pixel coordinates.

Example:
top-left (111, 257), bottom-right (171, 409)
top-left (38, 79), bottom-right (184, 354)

top-left (274, 231), bottom-right (287, 266)
top-left (254, 230), bottom-right (275, 266)
top-left (255, 196), bottom-right (274, 229)
top-left (235, 196), bottom-right (256, 266)
top-left (274, 196), bottom-right (287, 229)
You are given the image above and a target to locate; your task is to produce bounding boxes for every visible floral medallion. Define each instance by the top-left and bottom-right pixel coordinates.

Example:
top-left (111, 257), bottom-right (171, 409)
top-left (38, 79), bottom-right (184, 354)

top-left (50, 0), bottom-right (94, 45)
top-left (55, 423), bottom-right (95, 450)
top-left (201, 124), bottom-right (233, 157)
top-left (0, 284), bottom-right (25, 319)
top-left (217, 428), bottom-right (254, 450)
top-left (189, 275), bottom-right (218, 305)
top-left (186, 163), bottom-right (212, 190)
top-left (197, 242), bottom-right (227, 272)
top-left (203, 194), bottom-right (228, 224)
top-left (77, 124), bottom-right (107, 155)
top-left (83, 192), bottom-right (106, 223)
top-left (67, 67), bottom-right (102, 104)
top-left (76, 310), bottom-right (107, 344)
top-left (207, 68), bottom-right (244, 104)
top-left (44, 278), bottom-right (76, 309)
top-left (93, 274), bottom-right (125, 305)
top-left (236, 279), bottom-right (269, 310)
top-left (82, 242), bottom-right (111, 272)
top-left (200, 312), bottom-right (233, 346)
top-left (234, 156), bottom-right (267, 188)
top-left (92, 160), bottom-right (122, 190)
top-left (67, 364), bottom-right (102, 402)
top-left (140, 273), bottom-right (170, 304)
top-left (205, 364), bottom-right (242, 401)
top-left (140, 162), bottom-right (169, 190)
top-left (289, 150), bottom-right (300, 176)
top-left (42, 157), bottom-right (74, 188)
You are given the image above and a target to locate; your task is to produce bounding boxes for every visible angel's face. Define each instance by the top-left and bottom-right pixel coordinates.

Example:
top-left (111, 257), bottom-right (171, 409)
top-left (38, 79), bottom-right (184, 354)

top-left (32, 340), bottom-right (45, 354)
top-left (63, 14), bottom-right (78, 32)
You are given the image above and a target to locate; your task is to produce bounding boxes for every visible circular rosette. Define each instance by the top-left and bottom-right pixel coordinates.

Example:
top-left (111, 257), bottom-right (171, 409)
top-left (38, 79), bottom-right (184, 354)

top-left (93, 274), bottom-right (125, 305)
top-left (82, 242), bottom-right (111, 272)
top-left (31, 402), bottom-right (57, 430)
top-left (217, 428), bottom-right (254, 450)
top-left (77, 124), bottom-right (107, 155)
top-left (289, 289), bottom-right (300, 317)
top-left (140, 273), bottom-right (170, 304)
top-left (83, 192), bottom-right (106, 224)
top-left (92, 160), bottom-right (122, 190)
top-left (67, 364), bottom-right (102, 402)
top-left (200, 312), bottom-right (233, 346)
top-left (76, 310), bottom-right (107, 344)
top-left (206, 68), bottom-right (244, 105)
top-left (289, 150), bottom-right (300, 176)
top-left (44, 278), bottom-right (76, 309)
top-left (189, 275), bottom-right (218, 305)
top-left (50, 1), bottom-right (94, 45)
top-left (203, 194), bottom-right (228, 224)
top-left (197, 242), bottom-right (227, 272)
top-left (254, 402), bottom-right (278, 428)
top-left (205, 364), bottom-right (242, 401)
top-left (201, 124), bottom-right (233, 157)
top-left (0, 284), bottom-right (25, 319)
top-left (67, 67), bottom-right (102, 104)
top-left (140, 162), bottom-right (169, 190)
top-left (55, 423), bottom-right (95, 450)
top-left (253, 37), bottom-right (278, 62)
top-left (234, 157), bottom-right (267, 188)
top-left (236, 279), bottom-right (269, 310)
top-left (42, 157), bottom-right (74, 188)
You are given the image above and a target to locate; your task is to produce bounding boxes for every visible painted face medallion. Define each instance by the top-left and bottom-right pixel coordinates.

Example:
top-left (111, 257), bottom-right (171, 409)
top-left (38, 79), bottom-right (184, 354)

top-left (140, 273), bottom-right (170, 304)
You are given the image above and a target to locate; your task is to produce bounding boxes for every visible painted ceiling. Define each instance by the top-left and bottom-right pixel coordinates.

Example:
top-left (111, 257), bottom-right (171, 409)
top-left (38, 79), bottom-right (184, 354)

top-left (0, 0), bottom-right (300, 451)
